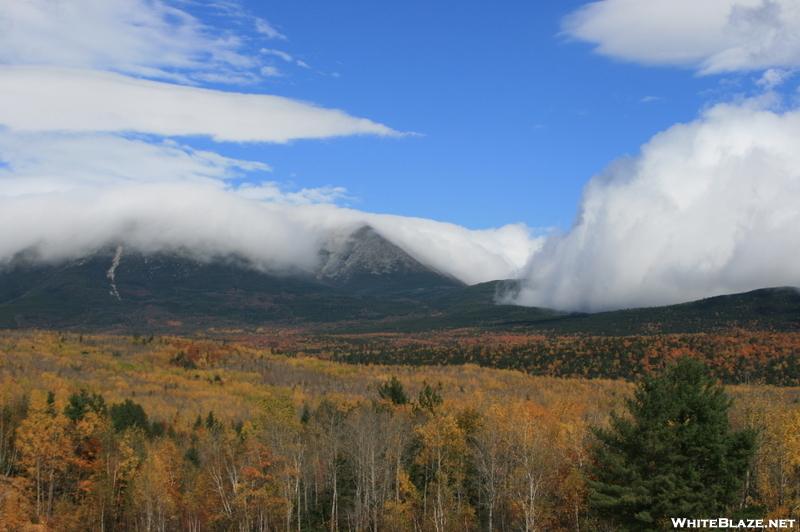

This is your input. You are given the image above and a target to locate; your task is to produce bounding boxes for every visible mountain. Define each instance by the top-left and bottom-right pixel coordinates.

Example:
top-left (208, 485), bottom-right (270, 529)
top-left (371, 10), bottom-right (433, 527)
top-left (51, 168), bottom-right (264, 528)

top-left (316, 225), bottom-right (464, 295)
top-left (0, 226), bottom-right (479, 331)
top-left (1, 225), bottom-right (799, 335)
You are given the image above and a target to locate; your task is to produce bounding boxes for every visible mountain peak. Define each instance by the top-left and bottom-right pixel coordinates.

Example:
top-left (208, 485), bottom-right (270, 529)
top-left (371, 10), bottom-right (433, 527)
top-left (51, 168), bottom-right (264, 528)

top-left (316, 226), bottom-right (464, 294)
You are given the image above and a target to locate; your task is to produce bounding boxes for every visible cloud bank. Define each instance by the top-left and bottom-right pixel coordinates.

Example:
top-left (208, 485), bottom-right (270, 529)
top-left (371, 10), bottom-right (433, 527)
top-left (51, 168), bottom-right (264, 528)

top-left (563, 0), bottom-right (800, 74)
top-left (0, 180), bottom-right (538, 286)
top-left (505, 0), bottom-right (800, 311)
top-left (510, 97), bottom-right (800, 311)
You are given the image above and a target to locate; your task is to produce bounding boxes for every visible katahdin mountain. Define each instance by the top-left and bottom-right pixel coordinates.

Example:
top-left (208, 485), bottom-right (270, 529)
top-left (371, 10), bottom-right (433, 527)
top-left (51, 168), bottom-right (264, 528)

top-left (1, 225), bottom-right (800, 335)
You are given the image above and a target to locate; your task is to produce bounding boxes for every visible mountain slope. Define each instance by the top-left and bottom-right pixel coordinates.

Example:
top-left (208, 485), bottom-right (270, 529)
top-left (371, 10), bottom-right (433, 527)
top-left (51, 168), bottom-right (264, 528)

top-left (0, 246), bottom-right (433, 330)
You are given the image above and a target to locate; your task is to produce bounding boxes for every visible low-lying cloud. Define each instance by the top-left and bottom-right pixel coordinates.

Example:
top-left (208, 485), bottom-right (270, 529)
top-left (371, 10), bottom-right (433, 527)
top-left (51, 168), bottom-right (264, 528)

top-left (0, 180), bottom-right (539, 286)
top-left (509, 96), bottom-right (800, 311)
top-left (0, 128), bottom-right (535, 286)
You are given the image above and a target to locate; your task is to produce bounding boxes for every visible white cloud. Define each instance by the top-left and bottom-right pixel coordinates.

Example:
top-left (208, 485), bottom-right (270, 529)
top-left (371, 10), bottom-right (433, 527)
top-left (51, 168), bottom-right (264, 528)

top-left (0, 183), bottom-right (324, 269)
top-left (0, 66), bottom-right (401, 142)
top-left (262, 49), bottom-right (294, 62)
top-left (509, 97), bottom-right (800, 311)
top-left (0, 0), bottom-right (262, 83)
top-left (255, 18), bottom-right (286, 40)
top-left (0, 130), bottom-right (270, 196)
top-left (259, 65), bottom-right (283, 77)
top-left (0, 130), bottom-right (536, 284)
top-left (235, 182), bottom-right (349, 204)
top-left (354, 215), bottom-right (540, 286)
top-left (260, 49), bottom-right (310, 70)
top-left (563, 0), bottom-right (800, 74)
top-left (0, 176), bottom-right (539, 285)
top-left (757, 67), bottom-right (795, 89)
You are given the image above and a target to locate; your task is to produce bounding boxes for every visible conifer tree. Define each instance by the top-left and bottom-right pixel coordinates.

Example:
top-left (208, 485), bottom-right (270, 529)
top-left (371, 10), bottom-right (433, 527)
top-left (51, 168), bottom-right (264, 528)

top-left (378, 375), bottom-right (409, 405)
top-left (589, 357), bottom-right (757, 531)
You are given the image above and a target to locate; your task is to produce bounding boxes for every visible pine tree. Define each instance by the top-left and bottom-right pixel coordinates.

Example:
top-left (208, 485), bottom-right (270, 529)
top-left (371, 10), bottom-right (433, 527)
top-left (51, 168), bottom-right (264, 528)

top-left (589, 357), bottom-right (757, 531)
top-left (378, 375), bottom-right (409, 405)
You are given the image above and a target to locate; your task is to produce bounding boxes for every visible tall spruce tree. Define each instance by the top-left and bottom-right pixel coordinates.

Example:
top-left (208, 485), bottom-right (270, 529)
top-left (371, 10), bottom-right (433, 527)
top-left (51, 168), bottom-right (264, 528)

top-left (589, 357), bottom-right (756, 531)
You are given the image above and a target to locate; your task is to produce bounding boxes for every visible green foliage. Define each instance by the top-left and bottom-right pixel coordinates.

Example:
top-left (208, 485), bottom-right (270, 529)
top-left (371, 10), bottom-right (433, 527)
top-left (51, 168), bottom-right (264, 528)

top-left (300, 403), bottom-right (312, 424)
top-left (63, 389), bottom-right (106, 422)
top-left (205, 411), bottom-right (218, 430)
top-left (588, 358), bottom-right (757, 531)
top-left (417, 381), bottom-right (443, 412)
top-left (184, 446), bottom-right (200, 467)
top-left (169, 350), bottom-right (197, 369)
top-left (378, 375), bottom-right (409, 405)
top-left (109, 398), bottom-right (149, 433)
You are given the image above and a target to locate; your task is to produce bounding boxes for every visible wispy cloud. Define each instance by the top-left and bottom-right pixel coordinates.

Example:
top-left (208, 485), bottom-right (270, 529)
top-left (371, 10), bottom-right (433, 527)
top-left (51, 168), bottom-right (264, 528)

top-left (0, 65), bottom-right (401, 142)
top-left (259, 65), bottom-right (283, 77)
top-left (255, 18), bottom-right (286, 40)
top-left (0, 0), bottom-right (264, 84)
top-left (262, 48), bottom-right (294, 62)
top-left (260, 48), bottom-right (310, 70)
top-left (757, 67), bottom-right (795, 90)
top-left (234, 182), bottom-right (350, 204)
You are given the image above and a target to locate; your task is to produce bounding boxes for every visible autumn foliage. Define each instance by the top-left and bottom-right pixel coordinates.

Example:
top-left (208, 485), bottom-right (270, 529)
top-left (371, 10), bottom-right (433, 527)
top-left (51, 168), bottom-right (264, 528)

top-left (0, 329), bottom-right (799, 531)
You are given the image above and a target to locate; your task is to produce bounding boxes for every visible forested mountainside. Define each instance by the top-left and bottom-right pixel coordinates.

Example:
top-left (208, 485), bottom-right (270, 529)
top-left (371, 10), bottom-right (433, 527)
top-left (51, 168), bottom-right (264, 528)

top-left (1, 242), bottom-right (800, 336)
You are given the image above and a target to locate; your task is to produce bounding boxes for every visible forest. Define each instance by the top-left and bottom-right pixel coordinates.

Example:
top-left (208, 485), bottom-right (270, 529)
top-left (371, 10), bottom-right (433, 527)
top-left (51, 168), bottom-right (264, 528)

top-left (2, 329), bottom-right (800, 531)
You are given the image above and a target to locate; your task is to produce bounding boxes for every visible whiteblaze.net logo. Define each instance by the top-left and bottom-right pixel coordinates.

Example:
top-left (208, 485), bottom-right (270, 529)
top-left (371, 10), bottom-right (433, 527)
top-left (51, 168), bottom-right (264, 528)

top-left (671, 518), bottom-right (797, 529)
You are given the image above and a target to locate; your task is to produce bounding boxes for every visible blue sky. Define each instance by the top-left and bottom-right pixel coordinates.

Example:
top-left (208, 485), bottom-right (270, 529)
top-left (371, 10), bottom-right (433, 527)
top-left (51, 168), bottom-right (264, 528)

top-left (3, 0), bottom-right (800, 311)
top-left (175, 0), bottom-right (736, 231)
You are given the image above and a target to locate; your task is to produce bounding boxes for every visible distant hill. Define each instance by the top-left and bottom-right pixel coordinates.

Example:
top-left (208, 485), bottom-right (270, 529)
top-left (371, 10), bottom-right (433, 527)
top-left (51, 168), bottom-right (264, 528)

top-left (532, 286), bottom-right (800, 336)
top-left (333, 285), bottom-right (800, 335)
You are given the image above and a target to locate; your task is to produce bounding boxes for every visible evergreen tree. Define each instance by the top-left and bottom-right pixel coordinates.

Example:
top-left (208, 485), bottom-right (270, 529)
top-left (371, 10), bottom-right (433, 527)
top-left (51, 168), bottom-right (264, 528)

top-left (109, 399), bottom-right (149, 433)
top-left (378, 375), bottom-right (409, 405)
top-left (64, 389), bottom-right (106, 422)
top-left (417, 380), bottom-right (443, 412)
top-left (589, 357), bottom-right (757, 531)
